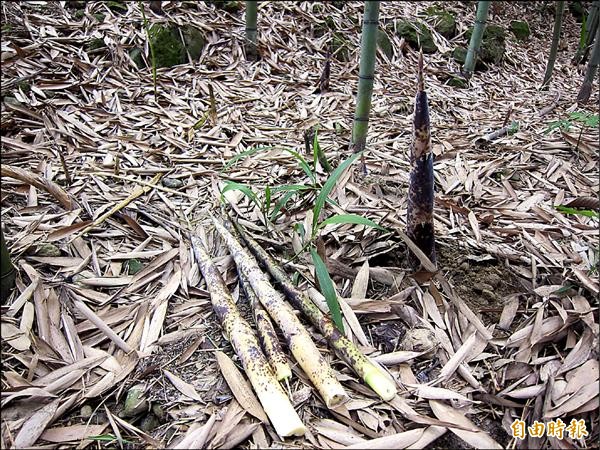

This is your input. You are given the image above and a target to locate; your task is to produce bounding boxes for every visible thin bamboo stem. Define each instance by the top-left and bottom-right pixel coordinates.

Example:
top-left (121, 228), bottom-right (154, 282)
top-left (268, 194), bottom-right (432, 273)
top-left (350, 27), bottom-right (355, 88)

top-left (245, 1), bottom-right (258, 60)
top-left (1, 228), bottom-right (16, 303)
top-left (463, 1), bottom-right (490, 77)
top-left (542, 1), bottom-right (566, 89)
top-left (577, 26), bottom-right (600, 103)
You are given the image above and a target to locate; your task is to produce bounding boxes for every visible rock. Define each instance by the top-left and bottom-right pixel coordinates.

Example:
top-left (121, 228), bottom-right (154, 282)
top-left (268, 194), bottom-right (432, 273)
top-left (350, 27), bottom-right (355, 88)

top-left (401, 327), bottom-right (438, 356)
top-left (394, 20), bottom-right (437, 53)
top-left (466, 24), bottom-right (506, 65)
top-left (121, 384), bottom-right (149, 418)
top-left (448, 73), bottom-right (468, 88)
top-left (482, 289), bottom-right (497, 302)
top-left (424, 6), bottom-right (457, 38)
top-left (140, 414), bottom-right (160, 432)
top-left (204, 0), bottom-right (241, 13)
top-left (80, 404), bottom-right (93, 419)
top-left (485, 273), bottom-right (502, 288)
top-left (473, 282), bottom-right (493, 293)
top-left (136, 24), bottom-right (206, 69)
top-left (332, 33), bottom-right (350, 61)
top-left (126, 258), bottom-right (144, 275)
top-left (509, 20), bottom-right (530, 41)
top-left (31, 243), bottom-right (61, 257)
top-left (377, 29), bottom-right (393, 59)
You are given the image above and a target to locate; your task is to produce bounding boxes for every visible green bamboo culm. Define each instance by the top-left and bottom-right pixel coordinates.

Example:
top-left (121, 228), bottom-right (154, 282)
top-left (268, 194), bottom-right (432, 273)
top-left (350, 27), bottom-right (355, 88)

top-left (463, 1), bottom-right (490, 78)
top-left (542, 1), bottom-right (566, 89)
top-left (139, 2), bottom-right (158, 101)
top-left (574, 0), bottom-right (599, 64)
top-left (1, 228), bottom-right (16, 303)
top-left (351, 0), bottom-right (380, 153)
top-left (245, 1), bottom-right (258, 60)
top-left (577, 26), bottom-right (600, 103)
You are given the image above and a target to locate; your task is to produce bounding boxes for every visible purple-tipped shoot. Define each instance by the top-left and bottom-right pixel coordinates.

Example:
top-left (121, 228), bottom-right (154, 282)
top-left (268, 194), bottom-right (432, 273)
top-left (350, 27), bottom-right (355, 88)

top-left (406, 52), bottom-right (436, 269)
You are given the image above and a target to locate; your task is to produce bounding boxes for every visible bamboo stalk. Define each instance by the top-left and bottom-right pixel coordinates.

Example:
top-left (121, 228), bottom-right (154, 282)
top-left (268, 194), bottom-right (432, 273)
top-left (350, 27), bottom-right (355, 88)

top-left (406, 53), bottom-right (436, 268)
top-left (574, 0), bottom-right (599, 64)
top-left (225, 217), bottom-right (397, 402)
top-left (1, 228), bottom-right (16, 303)
top-left (351, 0), bottom-right (380, 153)
top-left (239, 271), bottom-right (292, 381)
top-left (191, 235), bottom-right (305, 437)
top-left (542, 1), bottom-right (565, 89)
top-left (245, 1), bottom-right (258, 60)
top-left (212, 218), bottom-right (349, 408)
top-left (463, 1), bottom-right (490, 78)
top-left (577, 26), bottom-right (600, 103)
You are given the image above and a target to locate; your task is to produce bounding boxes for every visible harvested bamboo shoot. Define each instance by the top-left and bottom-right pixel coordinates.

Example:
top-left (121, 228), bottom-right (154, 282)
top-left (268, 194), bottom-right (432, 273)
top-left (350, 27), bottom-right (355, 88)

top-left (212, 218), bottom-right (349, 408)
top-left (239, 272), bottom-right (292, 381)
top-left (226, 217), bottom-right (398, 402)
top-left (191, 235), bottom-right (305, 437)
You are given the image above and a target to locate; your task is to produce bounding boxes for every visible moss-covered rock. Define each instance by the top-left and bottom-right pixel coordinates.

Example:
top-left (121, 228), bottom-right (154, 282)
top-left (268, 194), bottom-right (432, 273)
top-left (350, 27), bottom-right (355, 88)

top-left (394, 20), bottom-right (437, 53)
top-left (568, 1), bottom-right (586, 22)
top-left (377, 29), bottom-right (393, 59)
top-left (509, 20), bottom-right (530, 41)
top-left (86, 37), bottom-right (106, 52)
top-left (203, 0), bottom-right (241, 13)
top-left (181, 25), bottom-right (205, 60)
top-left (447, 73), bottom-right (468, 88)
top-left (424, 6), bottom-right (457, 38)
top-left (331, 32), bottom-right (350, 61)
top-left (464, 24), bottom-right (506, 66)
top-left (133, 24), bottom-right (206, 69)
top-left (452, 46), bottom-right (487, 70)
top-left (107, 1), bottom-right (128, 14)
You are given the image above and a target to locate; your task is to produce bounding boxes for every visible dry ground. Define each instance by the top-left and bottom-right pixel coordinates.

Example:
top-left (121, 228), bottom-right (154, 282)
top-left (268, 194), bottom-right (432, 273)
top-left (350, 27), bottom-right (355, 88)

top-left (1, 1), bottom-right (599, 449)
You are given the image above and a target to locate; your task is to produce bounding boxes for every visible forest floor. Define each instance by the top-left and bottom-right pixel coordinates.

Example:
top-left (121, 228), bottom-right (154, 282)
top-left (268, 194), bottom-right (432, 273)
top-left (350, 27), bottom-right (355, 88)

top-left (1, 1), bottom-right (599, 449)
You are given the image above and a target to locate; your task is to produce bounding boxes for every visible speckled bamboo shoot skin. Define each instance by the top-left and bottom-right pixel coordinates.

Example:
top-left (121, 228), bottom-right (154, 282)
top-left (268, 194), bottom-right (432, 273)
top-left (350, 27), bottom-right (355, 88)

top-left (239, 271), bottom-right (292, 381)
top-left (226, 218), bottom-right (397, 402)
top-left (192, 236), bottom-right (305, 437)
top-left (406, 54), bottom-right (436, 268)
top-left (212, 219), bottom-right (349, 408)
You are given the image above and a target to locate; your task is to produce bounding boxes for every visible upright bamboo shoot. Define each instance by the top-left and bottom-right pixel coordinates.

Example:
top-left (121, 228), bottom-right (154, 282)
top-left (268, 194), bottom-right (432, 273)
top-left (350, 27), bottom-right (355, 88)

top-left (406, 53), bottom-right (436, 268)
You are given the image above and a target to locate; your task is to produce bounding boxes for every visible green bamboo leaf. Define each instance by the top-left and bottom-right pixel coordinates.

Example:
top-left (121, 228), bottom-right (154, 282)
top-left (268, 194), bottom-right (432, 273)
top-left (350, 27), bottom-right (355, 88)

top-left (319, 213), bottom-right (388, 231)
top-left (220, 146), bottom-right (272, 172)
top-left (313, 127), bottom-right (332, 172)
top-left (555, 205), bottom-right (600, 219)
top-left (270, 190), bottom-right (298, 221)
top-left (310, 248), bottom-right (344, 333)
top-left (271, 184), bottom-right (314, 193)
top-left (281, 149), bottom-right (316, 184)
top-left (220, 181), bottom-right (259, 207)
top-left (264, 185), bottom-right (271, 213)
top-left (312, 152), bottom-right (362, 236)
